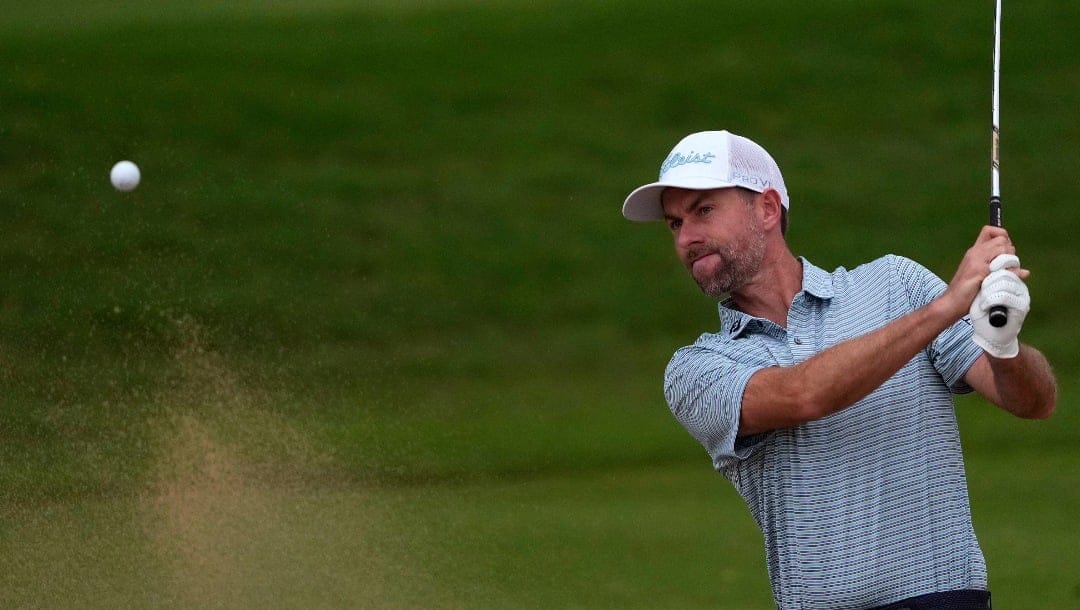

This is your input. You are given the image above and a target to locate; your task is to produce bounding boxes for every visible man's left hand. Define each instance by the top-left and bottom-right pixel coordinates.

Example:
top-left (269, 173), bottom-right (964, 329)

top-left (970, 254), bottom-right (1029, 358)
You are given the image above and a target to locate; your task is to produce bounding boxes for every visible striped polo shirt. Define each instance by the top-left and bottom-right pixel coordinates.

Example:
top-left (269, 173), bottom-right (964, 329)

top-left (665, 255), bottom-right (987, 610)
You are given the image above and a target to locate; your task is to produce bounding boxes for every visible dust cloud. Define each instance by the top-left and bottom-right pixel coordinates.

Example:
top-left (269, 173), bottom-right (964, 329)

top-left (138, 316), bottom-right (402, 607)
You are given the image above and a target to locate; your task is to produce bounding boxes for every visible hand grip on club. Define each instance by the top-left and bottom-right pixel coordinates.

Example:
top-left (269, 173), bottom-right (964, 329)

top-left (986, 218), bottom-right (1009, 328)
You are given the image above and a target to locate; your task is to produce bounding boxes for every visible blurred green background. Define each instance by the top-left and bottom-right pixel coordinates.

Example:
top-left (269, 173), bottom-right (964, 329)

top-left (1, 1), bottom-right (1077, 608)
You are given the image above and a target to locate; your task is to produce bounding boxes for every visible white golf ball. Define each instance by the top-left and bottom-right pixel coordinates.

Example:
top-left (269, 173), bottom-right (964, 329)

top-left (110, 160), bottom-right (141, 192)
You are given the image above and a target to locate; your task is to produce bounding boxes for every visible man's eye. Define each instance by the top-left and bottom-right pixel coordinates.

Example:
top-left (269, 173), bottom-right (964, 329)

top-left (698, 206), bottom-right (712, 216)
top-left (668, 219), bottom-right (682, 231)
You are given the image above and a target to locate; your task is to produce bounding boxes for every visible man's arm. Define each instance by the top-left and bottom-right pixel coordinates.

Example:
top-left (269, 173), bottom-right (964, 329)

top-left (739, 298), bottom-right (961, 436)
top-left (963, 348), bottom-right (1056, 419)
top-left (738, 226), bottom-right (1015, 437)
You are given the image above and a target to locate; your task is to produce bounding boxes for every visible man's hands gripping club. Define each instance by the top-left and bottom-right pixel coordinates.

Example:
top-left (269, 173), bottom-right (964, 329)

top-left (970, 253), bottom-right (1029, 357)
top-left (736, 225), bottom-right (1048, 436)
top-left (943, 226), bottom-right (1030, 359)
top-left (737, 225), bottom-right (1051, 436)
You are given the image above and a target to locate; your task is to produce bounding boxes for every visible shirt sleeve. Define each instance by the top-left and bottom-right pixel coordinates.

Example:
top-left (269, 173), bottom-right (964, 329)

top-left (664, 340), bottom-right (768, 470)
top-left (891, 255), bottom-right (984, 393)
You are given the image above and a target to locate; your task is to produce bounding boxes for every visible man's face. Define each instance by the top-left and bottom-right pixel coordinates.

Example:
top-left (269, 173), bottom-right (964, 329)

top-left (661, 187), bottom-right (766, 298)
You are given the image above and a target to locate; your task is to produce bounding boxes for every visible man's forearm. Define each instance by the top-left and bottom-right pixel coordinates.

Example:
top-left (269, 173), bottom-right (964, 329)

top-left (740, 297), bottom-right (962, 435)
top-left (984, 345), bottom-right (1057, 418)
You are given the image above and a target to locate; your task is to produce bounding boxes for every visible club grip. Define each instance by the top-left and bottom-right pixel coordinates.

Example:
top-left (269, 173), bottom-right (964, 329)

top-left (989, 196), bottom-right (1002, 227)
top-left (988, 305), bottom-right (1008, 327)
top-left (987, 196), bottom-right (1008, 326)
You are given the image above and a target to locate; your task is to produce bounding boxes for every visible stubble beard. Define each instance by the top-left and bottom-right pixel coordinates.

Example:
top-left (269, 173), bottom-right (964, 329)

top-left (689, 218), bottom-right (767, 299)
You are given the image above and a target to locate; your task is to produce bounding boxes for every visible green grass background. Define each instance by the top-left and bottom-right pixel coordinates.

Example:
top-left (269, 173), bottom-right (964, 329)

top-left (1, 1), bottom-right (1078, 608)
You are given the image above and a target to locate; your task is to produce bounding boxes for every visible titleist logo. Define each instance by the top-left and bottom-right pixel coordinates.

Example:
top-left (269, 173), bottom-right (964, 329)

top-left (660, 150), bottom-right (716, 177)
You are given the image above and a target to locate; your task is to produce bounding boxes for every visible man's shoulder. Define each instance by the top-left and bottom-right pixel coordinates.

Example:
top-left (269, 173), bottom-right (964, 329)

top-left (667, 332), bottom-right (733, 366)
top-left (802, 253), bottom-right (910, 279)
top-left (799, 255), bottom-right (900, 295)
top-left (667, 329), bottom-right (777, 376)
top-left (680, 331), bottom-right (726, 351)
top-left (847, 253), bottom-right (913, 276)
top-left (832, 254), bottom-right (935, 286)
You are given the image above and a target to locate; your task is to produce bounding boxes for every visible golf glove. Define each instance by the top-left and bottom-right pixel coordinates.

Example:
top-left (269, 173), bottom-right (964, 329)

top-left (970, 254), bottom-right (1029, 358)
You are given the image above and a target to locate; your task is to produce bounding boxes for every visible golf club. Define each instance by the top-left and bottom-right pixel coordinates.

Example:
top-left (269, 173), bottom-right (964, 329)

top-left (988, 0), bottom-right (1008, 328)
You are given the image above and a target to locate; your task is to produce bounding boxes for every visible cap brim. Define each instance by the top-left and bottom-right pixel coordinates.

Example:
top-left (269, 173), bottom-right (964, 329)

top-left (621, 177), bottom-right (741, 222)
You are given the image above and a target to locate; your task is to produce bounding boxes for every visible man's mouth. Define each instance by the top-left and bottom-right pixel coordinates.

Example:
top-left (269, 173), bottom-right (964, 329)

top-left (690, 252), bottom-right (718, 272)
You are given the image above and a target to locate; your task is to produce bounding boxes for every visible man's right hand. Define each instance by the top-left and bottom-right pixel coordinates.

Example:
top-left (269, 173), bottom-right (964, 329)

top-left (940, 226), bottom-right (1027, 320)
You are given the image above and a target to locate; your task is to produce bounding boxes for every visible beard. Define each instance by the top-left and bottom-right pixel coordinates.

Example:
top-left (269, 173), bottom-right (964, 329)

top-left (686, 217), bottom-right (767, 298)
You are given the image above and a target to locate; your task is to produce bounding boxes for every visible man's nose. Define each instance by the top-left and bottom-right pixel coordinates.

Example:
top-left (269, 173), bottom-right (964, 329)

top-left (676, 220), bottom-right (703, 250)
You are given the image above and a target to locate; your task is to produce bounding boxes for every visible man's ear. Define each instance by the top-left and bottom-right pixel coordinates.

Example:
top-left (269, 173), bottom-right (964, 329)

top-left (758, 188), bottom-right (784, 232)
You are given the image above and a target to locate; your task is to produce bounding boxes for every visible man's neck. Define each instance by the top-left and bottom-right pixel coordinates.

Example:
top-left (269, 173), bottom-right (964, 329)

top-left (728, 250), bottom-right (803, 329)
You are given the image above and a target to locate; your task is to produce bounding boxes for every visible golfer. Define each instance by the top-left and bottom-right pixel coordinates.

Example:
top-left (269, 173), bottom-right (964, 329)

top-left (622, 130), bottom-right (1056, 610)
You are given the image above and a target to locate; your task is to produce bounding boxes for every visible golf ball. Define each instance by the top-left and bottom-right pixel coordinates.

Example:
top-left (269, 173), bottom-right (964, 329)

top-left (110, 160), bottom-right (141, 192)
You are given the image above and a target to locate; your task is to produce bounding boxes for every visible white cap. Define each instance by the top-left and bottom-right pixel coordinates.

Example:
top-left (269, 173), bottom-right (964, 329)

top-left (622, 130), bottom-right (789, 221)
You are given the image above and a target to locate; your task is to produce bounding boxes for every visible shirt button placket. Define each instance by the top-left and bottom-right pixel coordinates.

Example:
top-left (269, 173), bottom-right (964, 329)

top-left (788, 297), bottom-right (812, 363)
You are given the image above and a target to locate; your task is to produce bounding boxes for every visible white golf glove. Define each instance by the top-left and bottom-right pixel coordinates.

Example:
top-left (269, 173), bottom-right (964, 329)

top-left (970, 253), bottom-right (1029, 358)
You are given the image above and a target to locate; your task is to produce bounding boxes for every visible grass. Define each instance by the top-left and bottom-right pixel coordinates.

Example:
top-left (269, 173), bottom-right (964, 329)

top-left (1, 0), bottom-right (1078, 607)
top-left (0, 462), bottom-right (772, 609)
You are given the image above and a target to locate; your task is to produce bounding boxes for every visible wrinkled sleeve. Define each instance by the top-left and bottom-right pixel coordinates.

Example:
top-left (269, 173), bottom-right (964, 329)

top-left (892, 255), bottom-right (983, 393)
top-left (664, 342), bottom-right (769, 470)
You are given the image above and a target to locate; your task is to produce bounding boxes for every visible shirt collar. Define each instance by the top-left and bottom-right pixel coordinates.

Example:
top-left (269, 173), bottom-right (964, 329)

top-left (799, 256), bottom-right (835, 300)
top-left (719, 257), bottom-right (834, 338)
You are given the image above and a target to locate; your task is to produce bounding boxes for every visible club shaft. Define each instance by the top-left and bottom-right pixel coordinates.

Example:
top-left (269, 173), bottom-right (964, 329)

top-left (987, 0), bottom-right (1008, 328)
top-left (990, 0), bottom-right (1002, 227)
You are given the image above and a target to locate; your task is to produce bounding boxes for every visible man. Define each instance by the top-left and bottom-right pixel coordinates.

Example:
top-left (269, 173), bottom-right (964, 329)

top-left (622, 130), bottom-right (1057, 610)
